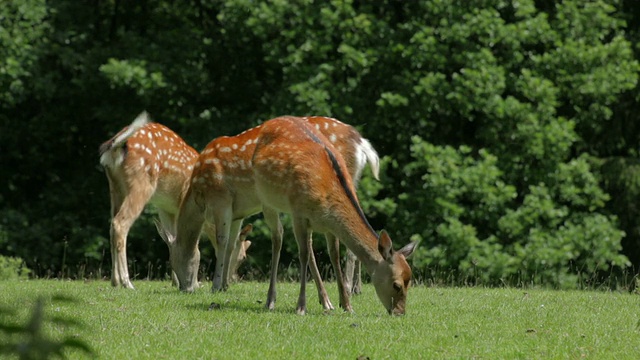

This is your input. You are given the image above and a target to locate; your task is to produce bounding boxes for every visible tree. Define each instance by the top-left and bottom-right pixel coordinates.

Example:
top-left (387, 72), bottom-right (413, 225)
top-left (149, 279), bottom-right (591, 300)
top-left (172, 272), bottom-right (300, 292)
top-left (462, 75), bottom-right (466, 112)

top-left (0, 0), bottom-right (637, 287)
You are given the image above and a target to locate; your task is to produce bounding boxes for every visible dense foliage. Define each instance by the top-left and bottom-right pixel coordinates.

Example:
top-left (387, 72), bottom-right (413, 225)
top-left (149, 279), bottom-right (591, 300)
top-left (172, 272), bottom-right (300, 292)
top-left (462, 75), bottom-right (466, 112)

top-left (2, 0), bottom-right (639, 288)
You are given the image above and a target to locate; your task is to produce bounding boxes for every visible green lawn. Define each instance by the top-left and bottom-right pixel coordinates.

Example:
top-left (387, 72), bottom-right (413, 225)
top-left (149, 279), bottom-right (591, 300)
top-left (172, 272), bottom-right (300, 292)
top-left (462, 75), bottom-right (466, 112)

top-left (0, 280), bottom-right (638, 359)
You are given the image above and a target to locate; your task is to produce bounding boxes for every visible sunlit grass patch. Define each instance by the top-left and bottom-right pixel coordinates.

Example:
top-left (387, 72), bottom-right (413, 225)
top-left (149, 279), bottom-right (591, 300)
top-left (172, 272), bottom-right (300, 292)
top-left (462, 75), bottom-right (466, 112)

top-left (0, 280), bottom-right (637, 359)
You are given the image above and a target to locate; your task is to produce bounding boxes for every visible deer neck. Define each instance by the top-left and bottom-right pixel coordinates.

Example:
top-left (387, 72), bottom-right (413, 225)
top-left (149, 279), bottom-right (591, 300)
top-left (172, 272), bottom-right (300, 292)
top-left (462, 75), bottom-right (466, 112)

top-left (327, 208), bottom-right (384, 275)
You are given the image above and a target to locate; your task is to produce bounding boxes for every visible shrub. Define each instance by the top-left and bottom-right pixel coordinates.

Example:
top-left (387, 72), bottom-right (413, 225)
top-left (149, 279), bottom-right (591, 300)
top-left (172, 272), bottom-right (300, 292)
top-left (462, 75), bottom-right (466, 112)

top-left (0, 256), bottom-right (31, 280)
top-left (399, 137), bottom-right (629, 288)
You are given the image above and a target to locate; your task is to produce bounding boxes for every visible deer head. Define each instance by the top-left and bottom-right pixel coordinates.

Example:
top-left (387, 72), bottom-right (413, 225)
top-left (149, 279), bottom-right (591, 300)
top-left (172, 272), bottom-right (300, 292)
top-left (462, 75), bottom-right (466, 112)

top-left (155, 219), bottom-right (200, 292)
top-left (370, 231), bottom-right (417, 315)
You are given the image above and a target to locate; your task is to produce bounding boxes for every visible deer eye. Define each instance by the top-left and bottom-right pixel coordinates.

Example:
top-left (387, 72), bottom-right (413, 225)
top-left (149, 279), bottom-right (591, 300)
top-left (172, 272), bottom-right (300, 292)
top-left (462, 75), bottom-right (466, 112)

top-left (393, 282), bottom-right (402, 292)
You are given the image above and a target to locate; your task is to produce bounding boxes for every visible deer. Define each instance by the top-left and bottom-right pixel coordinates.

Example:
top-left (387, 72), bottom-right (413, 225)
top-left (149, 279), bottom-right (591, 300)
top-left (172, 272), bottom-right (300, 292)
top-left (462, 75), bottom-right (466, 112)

top-left (99, 112), bottom-right (252, 288)
top-left (160, 115), bottom-right (381, 312)
top-left (250, 116), bottom-right (418, 315)
top-left (219, 116), bottom-right (375, 296)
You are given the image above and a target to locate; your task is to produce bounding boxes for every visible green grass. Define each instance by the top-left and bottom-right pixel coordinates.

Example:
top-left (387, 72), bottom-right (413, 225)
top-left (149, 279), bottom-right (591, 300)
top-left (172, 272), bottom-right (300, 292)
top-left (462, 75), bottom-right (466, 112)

top-left (0, 280), bottom-right (638, 359)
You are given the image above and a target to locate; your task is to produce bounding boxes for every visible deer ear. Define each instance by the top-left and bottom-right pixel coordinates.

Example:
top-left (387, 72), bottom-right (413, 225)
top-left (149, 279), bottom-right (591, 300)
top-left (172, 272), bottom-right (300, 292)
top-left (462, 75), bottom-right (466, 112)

top-left (154, 219), bottom-right (174, 246)
top-left (397, 241), bottom-right (418, 259)
top-left (242, 240), bottom-right (252, 251)
top-left (240, 224), bottom-right (253, 238)
top-left (378, 230), bottom-right (393, 260)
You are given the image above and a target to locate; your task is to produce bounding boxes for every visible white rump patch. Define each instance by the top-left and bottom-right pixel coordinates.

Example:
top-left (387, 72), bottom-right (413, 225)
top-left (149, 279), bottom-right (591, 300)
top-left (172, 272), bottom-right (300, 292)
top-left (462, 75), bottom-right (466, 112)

top-left (354, 137), bottom-right (380, 182)
top-left (100, 111), bottom-right (151, 168)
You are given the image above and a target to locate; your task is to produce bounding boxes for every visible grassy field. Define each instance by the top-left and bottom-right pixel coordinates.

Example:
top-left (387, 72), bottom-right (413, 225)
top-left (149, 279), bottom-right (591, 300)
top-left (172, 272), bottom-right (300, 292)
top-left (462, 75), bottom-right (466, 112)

top-left (0, 279), bottom-right (638, 359)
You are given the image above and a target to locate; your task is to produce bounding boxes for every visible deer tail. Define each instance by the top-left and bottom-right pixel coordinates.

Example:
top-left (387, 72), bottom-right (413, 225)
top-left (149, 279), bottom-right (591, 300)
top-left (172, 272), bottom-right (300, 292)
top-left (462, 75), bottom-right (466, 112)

top-left (99, 111), bottom-right (151, 167)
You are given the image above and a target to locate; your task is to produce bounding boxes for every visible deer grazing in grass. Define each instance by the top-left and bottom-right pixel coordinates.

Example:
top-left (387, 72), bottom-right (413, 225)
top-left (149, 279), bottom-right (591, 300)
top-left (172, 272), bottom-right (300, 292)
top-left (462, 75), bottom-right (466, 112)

top-left (100, 112), bottom-right (366, 293)
top-left (161, 115), bottom-right (381, 312)
top-left (251, 116), bottom-right (417, 315)
top-left (99, 112), bottom-right (251, 288)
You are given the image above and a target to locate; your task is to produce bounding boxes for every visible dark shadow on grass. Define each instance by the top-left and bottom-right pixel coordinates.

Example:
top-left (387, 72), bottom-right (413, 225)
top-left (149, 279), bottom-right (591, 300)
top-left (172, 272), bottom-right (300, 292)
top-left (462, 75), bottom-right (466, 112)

top-left (183, 300), bottom-right (357, 316)
top-left (184, 301), bottom-right (263, 313)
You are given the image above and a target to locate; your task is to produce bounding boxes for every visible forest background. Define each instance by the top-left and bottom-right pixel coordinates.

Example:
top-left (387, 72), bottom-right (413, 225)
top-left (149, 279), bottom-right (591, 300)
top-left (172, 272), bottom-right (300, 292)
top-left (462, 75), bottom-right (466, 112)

top-left (2, 0), bottom-right (640, 289)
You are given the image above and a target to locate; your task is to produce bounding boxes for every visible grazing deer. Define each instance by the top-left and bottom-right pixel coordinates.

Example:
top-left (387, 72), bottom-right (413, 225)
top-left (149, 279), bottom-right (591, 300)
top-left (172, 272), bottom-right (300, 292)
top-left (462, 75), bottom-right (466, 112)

top-left (221, 116), bottom-right (377, 296)
top-left (161, 116), bottom-right (380, 312)
top-left (251, 116), bottom-right (417, 315)
top-left (100, 112), bottom-right (253, 288)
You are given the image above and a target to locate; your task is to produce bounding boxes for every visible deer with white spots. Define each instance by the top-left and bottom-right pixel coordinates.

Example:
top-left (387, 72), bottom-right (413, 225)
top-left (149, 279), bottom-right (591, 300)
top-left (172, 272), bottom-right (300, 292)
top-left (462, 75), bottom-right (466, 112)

top-left (100, 112), bottom-right (253, 289)
top-left (160, 115), bottom-right (381, 312)
top-left (251, 116), bottom-right (418, 315)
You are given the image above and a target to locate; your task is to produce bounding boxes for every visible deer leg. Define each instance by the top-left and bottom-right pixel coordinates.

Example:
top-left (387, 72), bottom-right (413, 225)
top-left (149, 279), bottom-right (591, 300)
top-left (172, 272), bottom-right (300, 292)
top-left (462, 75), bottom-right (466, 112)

top-left (327, 234), bottom-right (352, 312)
top-left (263, 208), bottom-right (282, 310)
top-left (344, 248), bottom-right (355, 294)
top-left (205, 221), bottom-right (244, 285)
top-left (107, 173), bottom-right (125, 288)
top-left (352, 255), bottom-right (362, 295)
top-left (307, 236), bottom-right (334, 311)
top-left (106, 171), bottom-right (127, 288)
top-left (207, 202), bottom-right (242, 292)
top-left (201, 221), bottom-right (220, 284)
top-left (221, 219), bottom-right (243, 291)
top-left (228, 235), bottom-right (246, 283)
top-left (292, 217), bottom-right (311, 315)
top-left (345, 249), bottom-right (362, 294)
top-left (211, 216), bottom-right (231, 292)
top-left (110, 181), bottom-right (153, 290)
top-left (157, 210), bottom-right (179, 286)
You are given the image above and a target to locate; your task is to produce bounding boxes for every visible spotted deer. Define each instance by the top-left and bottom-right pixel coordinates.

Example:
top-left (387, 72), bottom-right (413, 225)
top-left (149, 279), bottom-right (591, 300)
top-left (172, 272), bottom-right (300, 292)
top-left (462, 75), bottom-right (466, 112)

top-left (222, 116), bottom-right (376, 296)
top-left (251, 116), bottom-right (417, 315)
top-left (100, 112), bottom-right (253, 288)
top-left (161, 115), bottom-right (380, 312)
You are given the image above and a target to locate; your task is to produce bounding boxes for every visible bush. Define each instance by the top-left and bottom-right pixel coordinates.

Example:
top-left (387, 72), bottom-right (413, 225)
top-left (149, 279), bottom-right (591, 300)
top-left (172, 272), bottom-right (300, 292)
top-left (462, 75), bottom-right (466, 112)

top-left (0, 256), bottom-right (31, 280)
top-left (399, 137), bottom-right (629, 288)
